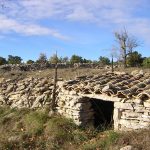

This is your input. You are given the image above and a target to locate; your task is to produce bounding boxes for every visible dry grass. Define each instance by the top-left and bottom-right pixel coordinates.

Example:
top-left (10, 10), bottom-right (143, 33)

top-left (0, 67), bottom-right (150, 81)
top-left (112, 129), bottom-right (150, 150)
top-left (0, 68), bottom-right (105, 81)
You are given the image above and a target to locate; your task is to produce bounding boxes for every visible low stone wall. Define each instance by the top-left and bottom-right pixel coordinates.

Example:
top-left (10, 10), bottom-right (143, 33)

top-left (0, 63), bottom-right (112, 72)
top-left (0, 63), bottom-right (73, 71)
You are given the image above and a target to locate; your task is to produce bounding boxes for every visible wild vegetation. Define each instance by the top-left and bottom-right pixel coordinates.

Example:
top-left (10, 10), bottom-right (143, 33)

top-left (0, 106), bottom-right (149, 150)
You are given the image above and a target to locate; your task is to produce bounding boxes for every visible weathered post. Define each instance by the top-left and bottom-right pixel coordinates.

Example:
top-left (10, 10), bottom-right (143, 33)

top-left (51, 51), bottom-right (58, 112)
top-left (111, 55), bottom-right (114, 73)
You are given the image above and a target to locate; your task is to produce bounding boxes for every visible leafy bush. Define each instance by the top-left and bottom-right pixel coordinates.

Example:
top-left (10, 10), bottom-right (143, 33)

top-left (142, 57), bottom-right (150, 68)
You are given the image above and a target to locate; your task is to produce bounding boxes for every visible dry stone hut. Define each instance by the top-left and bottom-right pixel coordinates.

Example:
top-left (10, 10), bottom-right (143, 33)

top-left (0, 72), bottom-right (150, 131)
top-left (57, 72), bottom-right (150, 131)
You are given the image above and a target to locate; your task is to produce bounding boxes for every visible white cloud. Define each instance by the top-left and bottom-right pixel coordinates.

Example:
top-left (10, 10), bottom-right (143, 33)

top-left (0, 14), bottom-right (69, 40)
top-left (66, 6), bottom-right (97, 22)
top-left (1, 0), bottom-right (135, 22)
top-left (1, 0), bottom-right (150, 43)
top-left (127, 18), bottom-right (150, 44)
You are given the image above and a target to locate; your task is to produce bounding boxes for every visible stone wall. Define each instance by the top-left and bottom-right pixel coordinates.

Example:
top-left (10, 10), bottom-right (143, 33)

top-left (57, 93), bottom-right (94, 126)
top-left (114, 101), bottom-right (150, 130)
top-left (57, 86), bottom-right (150, 131)
top-left (0, 63), bottom-right (112, 72)
top-left (0, 63), bottom-right (73, 71)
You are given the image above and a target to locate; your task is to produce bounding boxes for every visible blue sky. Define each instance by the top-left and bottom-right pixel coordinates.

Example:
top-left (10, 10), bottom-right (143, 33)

top-left (0, 0), bottom-right (150, 62)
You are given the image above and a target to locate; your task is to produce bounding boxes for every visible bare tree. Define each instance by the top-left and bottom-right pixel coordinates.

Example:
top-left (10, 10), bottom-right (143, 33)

top-left (114, 29), bottom-right (139, 68)
top-left (127, 37), bottom-right (139, 54)
top-left (115, 29), bottom-right (128, 68)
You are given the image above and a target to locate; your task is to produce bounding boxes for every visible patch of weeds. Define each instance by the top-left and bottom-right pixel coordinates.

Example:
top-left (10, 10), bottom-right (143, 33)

top-left (23, 111), bottom-right (48, 135)
top-left (82, 141), bottom-right (100, 150)
top-left (99, 131), bottom-right (120, 150)
top-left (108, 131), bottom-right (119, 143)
top-left (81, 131), bottom-right (120, 150)
top-left (1, 141), bottom-right (18, 150)
top-left (73, 129), bottom-right (88, 143)
top-left (45, 116), bottom-right (77, 149)
top-left (0, 106), bottom-right (15, 118)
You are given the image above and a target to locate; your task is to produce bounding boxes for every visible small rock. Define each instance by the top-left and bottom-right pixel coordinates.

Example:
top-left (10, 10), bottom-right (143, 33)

top-left (120, 145), bottom-right (133, 150)
top-left (139, 70), bottom-right (144, 75)
top-left (6, 85), bottom-right (14, 93)
top-left (8, 135), bottom-right (21, 142)
top-left (131, 70), bottom-right (138, 76)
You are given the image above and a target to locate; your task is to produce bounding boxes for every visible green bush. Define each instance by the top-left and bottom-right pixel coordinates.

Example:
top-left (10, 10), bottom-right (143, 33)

top-left (142, 57), bottom-right (150, 68)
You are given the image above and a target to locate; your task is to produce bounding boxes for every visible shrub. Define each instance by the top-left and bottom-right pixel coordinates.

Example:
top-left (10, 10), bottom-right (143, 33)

top-left (142, 57), bottom-right (150, 68)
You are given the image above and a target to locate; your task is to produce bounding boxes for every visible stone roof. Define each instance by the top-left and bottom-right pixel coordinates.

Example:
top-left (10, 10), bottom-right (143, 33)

top-left (62, 72), bottom-right (150, 101)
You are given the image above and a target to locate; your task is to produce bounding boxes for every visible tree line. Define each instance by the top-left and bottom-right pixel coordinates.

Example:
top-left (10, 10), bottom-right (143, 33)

top-left (0, 53), bottom-right (150, 68)
top-left (0, 29), bottom-right (150, 68)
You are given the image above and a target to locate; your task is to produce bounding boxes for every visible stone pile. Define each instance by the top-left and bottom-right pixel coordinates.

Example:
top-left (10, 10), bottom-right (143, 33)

top-left (0, 77), bottom-right (54, 109)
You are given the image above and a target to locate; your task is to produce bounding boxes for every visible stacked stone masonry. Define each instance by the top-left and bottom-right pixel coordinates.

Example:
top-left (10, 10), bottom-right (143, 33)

top-left (57, 72), bottom-right (150, 130)
top-left (0, 72), bottom-right (150, 131)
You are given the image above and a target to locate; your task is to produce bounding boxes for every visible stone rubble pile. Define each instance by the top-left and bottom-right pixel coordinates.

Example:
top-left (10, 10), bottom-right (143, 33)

top-left (0, 77), bottom-right (54, 109)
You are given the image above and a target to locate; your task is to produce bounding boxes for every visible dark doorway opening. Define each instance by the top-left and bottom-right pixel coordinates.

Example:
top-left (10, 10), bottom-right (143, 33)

top-left (90, 98), bottom-right (114, 129)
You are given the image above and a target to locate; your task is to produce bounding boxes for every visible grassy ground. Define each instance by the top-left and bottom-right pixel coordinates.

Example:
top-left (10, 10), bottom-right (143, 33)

top-left (0, 106), bottom-right (149, 150)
